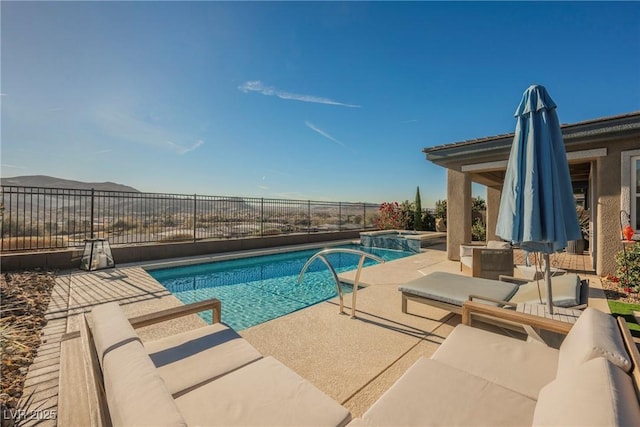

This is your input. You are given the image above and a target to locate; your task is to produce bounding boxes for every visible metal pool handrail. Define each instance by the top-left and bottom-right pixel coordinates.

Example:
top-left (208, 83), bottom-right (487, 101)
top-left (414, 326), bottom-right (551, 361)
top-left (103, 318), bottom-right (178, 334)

top-left (297, 248), bottom-right (385, 318)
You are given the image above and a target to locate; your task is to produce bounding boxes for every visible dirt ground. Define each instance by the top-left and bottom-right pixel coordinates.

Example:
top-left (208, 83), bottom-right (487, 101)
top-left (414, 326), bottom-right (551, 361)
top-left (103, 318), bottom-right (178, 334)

top-left (0, 270), bottom-right (56, 425)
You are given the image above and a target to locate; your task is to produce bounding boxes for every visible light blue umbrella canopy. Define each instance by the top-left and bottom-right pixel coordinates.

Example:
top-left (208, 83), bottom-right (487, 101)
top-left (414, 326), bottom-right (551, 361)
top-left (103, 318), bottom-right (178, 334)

top-left (496, 85), bottom-right (581, 312)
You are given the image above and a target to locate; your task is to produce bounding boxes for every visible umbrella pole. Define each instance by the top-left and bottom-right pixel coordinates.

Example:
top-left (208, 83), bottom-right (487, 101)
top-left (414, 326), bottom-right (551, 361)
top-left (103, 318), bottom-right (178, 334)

top-left (544, 253), bottom-right (554, 314)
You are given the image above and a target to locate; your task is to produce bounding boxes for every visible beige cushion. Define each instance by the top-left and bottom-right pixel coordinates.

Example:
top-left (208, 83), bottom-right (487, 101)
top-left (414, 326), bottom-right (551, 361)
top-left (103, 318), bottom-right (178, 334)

top-left (459, 245), bottom-right (476, 258)
top-left (145, 322), bottom-right (263, 396)
top-left (91, 303), bottom-right (186, 426)
top-left (358, 357), bottom-right (536, 427)
top-left (175, 356), bottom-right (351, 426)
top-left (533, 357), bottom-right (640, 426)
top-left (432, 324), bottom-right (559, 399)
top-left (510, 274), bottom-right (581, 307)
top-left (460, 255), bottom-right (473, 269)
top-left (558, 307), bottom-right (631, 375)
top-left (487, 240), bottom-right (511, 249)
top-left (91, 302), bottom-right (140, 368)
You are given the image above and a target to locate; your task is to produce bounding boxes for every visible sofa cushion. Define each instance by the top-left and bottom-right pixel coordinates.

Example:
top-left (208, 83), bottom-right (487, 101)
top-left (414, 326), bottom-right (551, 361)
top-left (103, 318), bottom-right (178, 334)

top-left (175, 356), bottom-right (351, 427)
top-left (357, 357), bottom-right (536, 427)
top-left (399, 271), bottom-right (519, 307)
top-left (509, 274), bottom-right (581, 308)
top-left (91, 303), bottom-right (187, 426)
top-left (145, 322), bottom-right (263, 396)
top-left (460, 256), bottom-right (473, 269)
top-left (533, 357), bottom-right (640, 426)
top-left (558, 307), bottom-right (631, 375)
top-left (91, 302), bottom-right (140, 368)
top-left (432, 324), bottom-right (559, 399)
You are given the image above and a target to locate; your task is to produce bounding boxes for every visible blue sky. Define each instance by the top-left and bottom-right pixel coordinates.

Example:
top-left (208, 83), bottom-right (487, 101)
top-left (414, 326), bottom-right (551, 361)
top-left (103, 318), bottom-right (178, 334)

top-left (2, 1), bottom-right (639, 207)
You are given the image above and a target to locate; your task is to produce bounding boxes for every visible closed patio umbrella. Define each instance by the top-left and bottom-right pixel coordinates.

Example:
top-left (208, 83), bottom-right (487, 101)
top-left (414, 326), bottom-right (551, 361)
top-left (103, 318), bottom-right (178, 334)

top-left (496, 84), bottom-right (581, 314)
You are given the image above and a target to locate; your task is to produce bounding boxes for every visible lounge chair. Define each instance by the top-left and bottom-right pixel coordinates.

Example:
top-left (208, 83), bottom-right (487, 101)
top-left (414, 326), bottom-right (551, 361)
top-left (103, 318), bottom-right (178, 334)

top-left (459, 240), bottom-right (514, 280)
top-left (58, 299), bottom-right (351, 426)
top-left (348, 306), bottom-right (640, 426)
top-left (400, 271), bottom-right (587, 316)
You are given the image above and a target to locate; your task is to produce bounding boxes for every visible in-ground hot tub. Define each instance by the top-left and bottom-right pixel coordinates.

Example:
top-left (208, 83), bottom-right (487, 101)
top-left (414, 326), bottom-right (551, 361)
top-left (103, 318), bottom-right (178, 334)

top-left (360, 230), bottom-right (446, 253)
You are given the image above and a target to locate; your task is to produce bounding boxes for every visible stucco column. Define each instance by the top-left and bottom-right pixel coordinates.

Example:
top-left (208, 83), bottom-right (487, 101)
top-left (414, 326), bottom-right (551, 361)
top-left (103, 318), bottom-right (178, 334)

top-left (486, 186), bottom-right (502, 242)
top-left (447, 169), bottom-right (472, 260)
top-left (597, 154), bottom-right (622, 276)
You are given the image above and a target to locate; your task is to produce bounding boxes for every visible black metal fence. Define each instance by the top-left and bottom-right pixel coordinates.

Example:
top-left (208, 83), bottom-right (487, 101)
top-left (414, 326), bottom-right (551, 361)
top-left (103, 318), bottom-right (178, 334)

top-left (0, 186), bottom-right (382, 251)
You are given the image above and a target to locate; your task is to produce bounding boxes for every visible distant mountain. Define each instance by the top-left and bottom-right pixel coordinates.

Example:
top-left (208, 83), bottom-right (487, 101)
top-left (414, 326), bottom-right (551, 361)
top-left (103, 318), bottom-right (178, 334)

top-left (1, 175), bottom-right (140, 193)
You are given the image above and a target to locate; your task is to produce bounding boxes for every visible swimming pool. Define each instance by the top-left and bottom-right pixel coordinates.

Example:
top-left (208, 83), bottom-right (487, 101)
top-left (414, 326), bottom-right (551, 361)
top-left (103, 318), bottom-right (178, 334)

top-left (149, 244), bottom-right (413, 330)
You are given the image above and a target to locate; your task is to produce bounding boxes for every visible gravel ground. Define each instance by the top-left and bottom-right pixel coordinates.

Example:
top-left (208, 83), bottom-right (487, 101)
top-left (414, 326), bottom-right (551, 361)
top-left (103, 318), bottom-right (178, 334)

top-left (0, 270), bottom-right (56, 425)
top-left (601, 276), bottom-right (640, 305)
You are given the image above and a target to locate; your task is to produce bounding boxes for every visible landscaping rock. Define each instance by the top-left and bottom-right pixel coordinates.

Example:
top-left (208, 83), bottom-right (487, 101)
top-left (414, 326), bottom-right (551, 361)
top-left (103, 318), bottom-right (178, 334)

top-left (0, 270), bottom-right (56, 426)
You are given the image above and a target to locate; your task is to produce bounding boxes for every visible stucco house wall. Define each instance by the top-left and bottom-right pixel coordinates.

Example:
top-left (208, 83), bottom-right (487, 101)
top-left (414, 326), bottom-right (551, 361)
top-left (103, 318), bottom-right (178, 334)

top-left (424, 111), bottom-right (640, 277)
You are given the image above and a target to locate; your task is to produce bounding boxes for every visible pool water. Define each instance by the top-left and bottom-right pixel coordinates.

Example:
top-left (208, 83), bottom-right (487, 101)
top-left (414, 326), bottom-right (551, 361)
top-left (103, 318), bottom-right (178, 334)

top-left (149, 244), bottom-right (413, 330)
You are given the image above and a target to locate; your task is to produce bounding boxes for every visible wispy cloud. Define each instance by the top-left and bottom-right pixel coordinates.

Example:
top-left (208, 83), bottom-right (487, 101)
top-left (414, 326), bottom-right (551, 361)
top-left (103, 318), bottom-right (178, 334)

top-left (94, 108), bottom-right (204, 155)
top-left (0, 163), bottom-right (27, 170)
top-left (96, 149), bottom-right (112, 155)
top-left (401, 119), bottom-right (418, 123)
top-left (238, 81), bottom-right (360, 108)
top-left (305, 121), bottom-right (346, 148)
top-left (167, 139), bottom-right (204, 155)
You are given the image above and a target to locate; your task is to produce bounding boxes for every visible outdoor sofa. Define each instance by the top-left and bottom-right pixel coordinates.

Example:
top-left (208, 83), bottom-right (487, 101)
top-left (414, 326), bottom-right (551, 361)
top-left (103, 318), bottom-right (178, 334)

top-left (58, 299), bottom-right (351, 426)
top-left (459, 240), bottom-right (514, 280)
top-left (348, 305), bottom-right (640, 426)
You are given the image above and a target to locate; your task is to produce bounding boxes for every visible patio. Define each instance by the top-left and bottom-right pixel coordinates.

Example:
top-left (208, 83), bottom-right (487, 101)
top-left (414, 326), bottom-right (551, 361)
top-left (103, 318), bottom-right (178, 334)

top-left (20, 243), bottom-right (603, 425)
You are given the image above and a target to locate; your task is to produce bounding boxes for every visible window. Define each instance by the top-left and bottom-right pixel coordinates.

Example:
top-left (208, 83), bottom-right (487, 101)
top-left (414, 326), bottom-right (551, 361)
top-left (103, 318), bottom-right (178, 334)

top-left (634, 156), bottom-right (640, 231)
top-left (622, 150), bottom-right (640, 232)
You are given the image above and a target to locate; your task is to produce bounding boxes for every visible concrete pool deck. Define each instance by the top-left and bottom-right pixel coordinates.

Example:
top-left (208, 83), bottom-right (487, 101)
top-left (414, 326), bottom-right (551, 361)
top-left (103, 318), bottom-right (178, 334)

top-left (21, 242), bottom-right (604, 425)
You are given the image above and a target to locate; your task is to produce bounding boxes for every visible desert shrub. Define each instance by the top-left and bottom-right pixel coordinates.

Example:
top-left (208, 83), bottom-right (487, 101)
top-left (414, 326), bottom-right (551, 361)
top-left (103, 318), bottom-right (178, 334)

top-left (421, 210), bottom-right (436, 231)
top-left (158, 233), bottom-right (193, 242)
top-left (261, 228), bottom-right (282, 236)
top-left (376, 202), bottom-right (402, 229)
top-left (434, 200), bottom-right (447, 223)
top-left (615, 243), bottom-right (640, 292)
top-left (471, 218), bottom-right (486, 242)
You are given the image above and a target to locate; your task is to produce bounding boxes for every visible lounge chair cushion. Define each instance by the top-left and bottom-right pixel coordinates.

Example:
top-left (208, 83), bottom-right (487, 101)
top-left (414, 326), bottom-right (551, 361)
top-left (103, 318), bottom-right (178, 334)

top-left (431, 324), bottom-right (559, 399)
top-left (356, 357), bottom-right (536, 427)
top-left (509, 274), bottom-right (582, 308)
top-left (91, 303), bottom-right (187, 426)
top-left (533, 357), bottom-right (640, 426)
top-left (175, 356), bottom-right (351, 427)
top-left (558, 307), bottom-right (631, 374)
top-left (145, 322), bottom-right (263, 396)
top-left (399, 271), bottom-right (519, 307)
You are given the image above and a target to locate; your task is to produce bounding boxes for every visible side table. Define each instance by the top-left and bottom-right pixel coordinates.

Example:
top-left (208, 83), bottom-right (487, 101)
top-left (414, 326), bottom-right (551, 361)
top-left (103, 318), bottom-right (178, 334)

top-left (516, 303), bottom-right (582, 344)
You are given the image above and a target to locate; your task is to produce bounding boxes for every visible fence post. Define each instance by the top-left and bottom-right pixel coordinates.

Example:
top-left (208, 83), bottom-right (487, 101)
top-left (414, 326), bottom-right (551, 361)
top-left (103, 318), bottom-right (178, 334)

top-left (90, 188), bottom-right (95, 239)
top-left (363, 203), bottom-right (366, 229)
top-left (308, 201), bottom-right (311, 234)
top-left (193, 194), bottom-right (197, 242)
top-left (339, 202), bottom-right (342, 231)
top-left (260, 198), bottom-right (264, 237)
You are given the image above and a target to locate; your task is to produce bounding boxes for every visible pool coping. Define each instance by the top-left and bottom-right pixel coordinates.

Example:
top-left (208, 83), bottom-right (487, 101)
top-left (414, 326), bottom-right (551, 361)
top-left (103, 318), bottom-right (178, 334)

top-left (135, 239), bottom-right (361, 270)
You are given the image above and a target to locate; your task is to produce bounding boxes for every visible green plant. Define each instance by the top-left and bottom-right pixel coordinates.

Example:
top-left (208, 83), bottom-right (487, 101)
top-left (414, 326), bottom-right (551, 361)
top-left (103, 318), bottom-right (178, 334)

top-left (615, 243), bottom-right (640, 292)
top-left (376, 202), bottom-right (407, 230)
top-left (421, 210), bottom-right (436, 231)
top-left (434, 199), bottom-right (447, 221)
top-left (607, 300), bottom-right (640, 336)
top-left (471, 218), bottom-right (486, 242)
top-left (576, 206), bottom-right (590, 238)
top-left (414, 187), bottom-right (423, 231)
